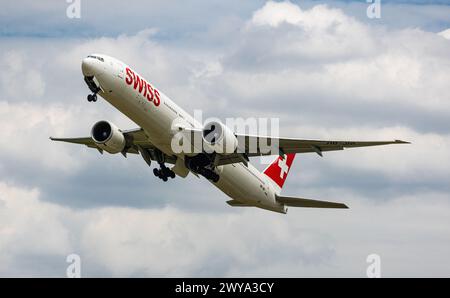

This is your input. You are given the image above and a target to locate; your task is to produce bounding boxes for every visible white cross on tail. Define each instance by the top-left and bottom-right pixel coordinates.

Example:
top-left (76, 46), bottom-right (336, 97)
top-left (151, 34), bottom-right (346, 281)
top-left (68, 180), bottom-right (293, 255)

top-left (278, 155), bottom-right (289, 179)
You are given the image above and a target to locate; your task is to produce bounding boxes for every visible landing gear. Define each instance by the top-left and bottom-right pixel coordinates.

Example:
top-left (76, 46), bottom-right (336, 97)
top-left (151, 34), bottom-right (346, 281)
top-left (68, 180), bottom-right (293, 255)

top-left (185, 154), bottom-right (220, 183)
top-left (84, 76), bottom-right (100, 103)
top-left (87, 94), bottom-right (97, 102)
top-left (153, 163), bottom-right (175, 182)
top-left (197, 167), bottom-right (220, 182)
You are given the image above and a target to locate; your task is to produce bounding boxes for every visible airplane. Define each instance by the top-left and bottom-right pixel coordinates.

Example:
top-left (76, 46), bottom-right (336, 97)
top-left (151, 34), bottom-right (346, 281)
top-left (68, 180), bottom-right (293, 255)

top-left (50, 54), bottom-right (409, 214)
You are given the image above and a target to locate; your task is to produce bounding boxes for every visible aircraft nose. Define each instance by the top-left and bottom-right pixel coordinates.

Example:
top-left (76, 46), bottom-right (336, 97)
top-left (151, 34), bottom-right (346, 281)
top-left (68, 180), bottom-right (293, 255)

top-left (81, 57), bottom-right (97, 77)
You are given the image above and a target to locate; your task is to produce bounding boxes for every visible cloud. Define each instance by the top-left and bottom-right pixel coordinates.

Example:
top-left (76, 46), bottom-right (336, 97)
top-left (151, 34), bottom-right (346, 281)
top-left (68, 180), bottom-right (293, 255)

top-left (0, 51), bottom-right (45, 100)
top-left (284, 125), bottom-right (450, 183)
top-left (0, 183), bottom-right (72, 276)
top-left (0, 101), bottom-right (83, 173)
top-left (438, 28), bottom-right (450, 39)
top-left (0, 98), bottom-right (121, 178)
top-left (1, 182), bottom-right (449, 277)
top-left (218, 3), bottom-right (450, 114)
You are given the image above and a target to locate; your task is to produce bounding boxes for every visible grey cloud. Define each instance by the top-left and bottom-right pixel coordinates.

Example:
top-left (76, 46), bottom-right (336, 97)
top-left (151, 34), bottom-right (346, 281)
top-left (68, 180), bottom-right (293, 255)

top-left (2, 1), bottom-right (450, 39)
top-left (1, 182), bottom-right (449, 277)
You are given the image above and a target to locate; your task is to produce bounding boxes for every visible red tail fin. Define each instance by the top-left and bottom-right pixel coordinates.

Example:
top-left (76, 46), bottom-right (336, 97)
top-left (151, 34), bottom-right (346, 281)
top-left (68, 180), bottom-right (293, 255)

top-left (263, 153), bottom-right (296, 189)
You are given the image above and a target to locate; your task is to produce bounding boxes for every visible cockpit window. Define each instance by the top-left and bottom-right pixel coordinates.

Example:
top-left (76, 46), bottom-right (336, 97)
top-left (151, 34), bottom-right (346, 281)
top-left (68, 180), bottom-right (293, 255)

top-left (87, 55), bottom-right (104, 62)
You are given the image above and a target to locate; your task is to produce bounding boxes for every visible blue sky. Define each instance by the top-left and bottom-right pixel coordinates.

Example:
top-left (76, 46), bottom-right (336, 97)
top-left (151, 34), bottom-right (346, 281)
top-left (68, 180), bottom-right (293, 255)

top-left (0, 0), bottom-right (450, 277)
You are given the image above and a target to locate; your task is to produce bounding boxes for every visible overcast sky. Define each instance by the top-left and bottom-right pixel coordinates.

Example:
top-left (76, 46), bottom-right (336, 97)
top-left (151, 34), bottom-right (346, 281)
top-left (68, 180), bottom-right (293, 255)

top-left (1, 0), bottom-right (450, 277)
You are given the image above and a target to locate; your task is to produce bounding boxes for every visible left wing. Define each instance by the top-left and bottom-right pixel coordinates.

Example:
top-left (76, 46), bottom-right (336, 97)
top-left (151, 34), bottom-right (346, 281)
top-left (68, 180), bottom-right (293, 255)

top-left (50, 128), bottom-right (176, 164)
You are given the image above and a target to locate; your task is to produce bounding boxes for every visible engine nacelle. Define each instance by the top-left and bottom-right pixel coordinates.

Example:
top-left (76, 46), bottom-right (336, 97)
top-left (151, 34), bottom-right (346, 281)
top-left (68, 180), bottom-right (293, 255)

top-left (202, 121), bottom-right (237, 154)
top-left (91, 120), bottom-right (126, 154)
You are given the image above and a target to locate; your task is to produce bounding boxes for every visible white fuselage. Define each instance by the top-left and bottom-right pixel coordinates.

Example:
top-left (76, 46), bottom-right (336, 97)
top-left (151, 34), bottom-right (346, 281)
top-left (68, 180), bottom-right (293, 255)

top-left (82, 54), bottom-right (287, 213)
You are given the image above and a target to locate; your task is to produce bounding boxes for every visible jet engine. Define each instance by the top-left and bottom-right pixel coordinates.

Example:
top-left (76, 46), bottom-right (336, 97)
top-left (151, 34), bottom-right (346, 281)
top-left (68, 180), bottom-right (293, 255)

top-left (202, 121), bottom-right (238, 154)
top-left (91, 120), bottom-right (126, 154)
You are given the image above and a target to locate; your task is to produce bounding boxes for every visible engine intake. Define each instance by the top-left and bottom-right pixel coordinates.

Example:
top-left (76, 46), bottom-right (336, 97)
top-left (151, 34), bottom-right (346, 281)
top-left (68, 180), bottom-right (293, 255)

top-left (91, 120), bottom-right (126, 154)
top-left (202, 121), bottom-right (237, 154)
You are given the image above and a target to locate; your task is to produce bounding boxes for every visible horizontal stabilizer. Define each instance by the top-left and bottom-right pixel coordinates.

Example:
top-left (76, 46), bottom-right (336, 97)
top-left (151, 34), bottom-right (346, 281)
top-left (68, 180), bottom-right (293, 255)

top-left (226, 200), bottom-right (252, 207)
top-left (276, 195), bottom-right (348, 209)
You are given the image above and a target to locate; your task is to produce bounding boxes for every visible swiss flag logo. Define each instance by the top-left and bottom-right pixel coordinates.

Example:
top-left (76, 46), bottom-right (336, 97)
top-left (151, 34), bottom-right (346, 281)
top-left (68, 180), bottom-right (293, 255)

top-left (263, 153), bottom-right (296, 188)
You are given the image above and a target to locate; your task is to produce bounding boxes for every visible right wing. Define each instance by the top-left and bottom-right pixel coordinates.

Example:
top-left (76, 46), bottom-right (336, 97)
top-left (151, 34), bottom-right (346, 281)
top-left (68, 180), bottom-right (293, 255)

top-left (214, 136), bottom-right (409, 166)
top-left (276, 195), bottom-right (349, 209)
top-left (235, 134), bottom-right (410, 157)
top-left (178, 127), bottom-right (409, 166)
top-left (173, 127), bottom-right (409, 166)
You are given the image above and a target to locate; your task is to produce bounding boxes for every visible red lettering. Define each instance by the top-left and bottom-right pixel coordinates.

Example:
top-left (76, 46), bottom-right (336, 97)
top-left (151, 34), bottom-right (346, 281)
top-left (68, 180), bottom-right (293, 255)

top-left (125, 67), bottom-right (133, 85)
top-left (146, 84), bottom-right (154, 101)
top-left (154, 89), bottom-right (161, 106)
top-left (133, 73), bottom-right (140, 90)
top-left (126, 67), bottom-right (160, 108)
top-left (137, 76), bottom-right (145, 93)
top-left (142, 80), bottom-right (148, 97)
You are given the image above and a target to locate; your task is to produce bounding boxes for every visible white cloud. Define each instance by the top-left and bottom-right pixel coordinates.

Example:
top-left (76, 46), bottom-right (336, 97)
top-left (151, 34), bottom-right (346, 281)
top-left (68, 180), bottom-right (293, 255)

top-left (251, 0), bottom-right (304, 27)
top-left (438, 28), bottom-right (450, 39)
top-left (218, 3), bottom-right (450, 115)
top-left (0, 51), bottom-right (45, 100)
top-left (0, 101), bottom-right (91, 173)
top-left (251, 1), bottom-right (360, 32)
top-left (243, 2), bottom-right (375, 63)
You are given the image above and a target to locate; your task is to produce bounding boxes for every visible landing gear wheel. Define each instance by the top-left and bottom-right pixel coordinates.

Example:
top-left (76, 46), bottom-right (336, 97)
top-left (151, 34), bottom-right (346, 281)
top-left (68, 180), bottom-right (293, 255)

top-left (153, 164), bottom-right (175, 181)
top-left (164, 168), bottom-right (175, 179)
top-left (211, 174), bottom-right (219, 183)
top-left (87, 94), bottom-right (97, 102)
